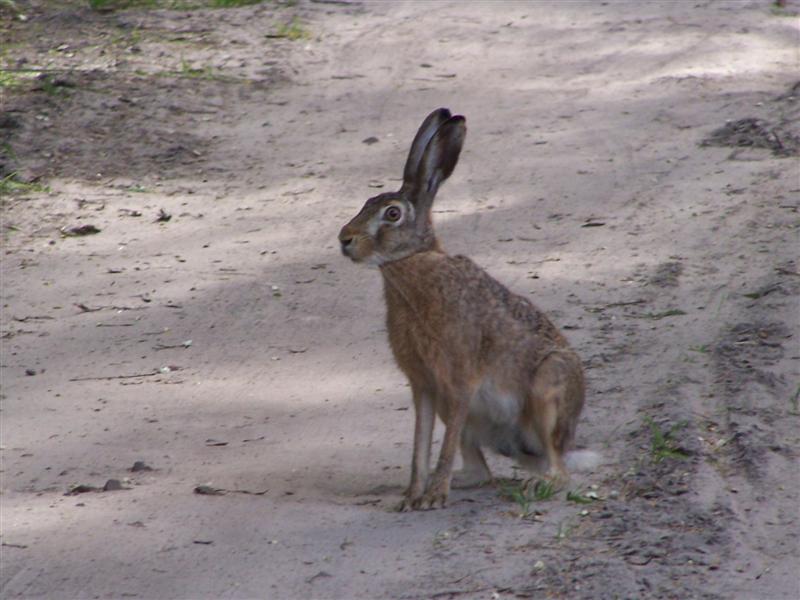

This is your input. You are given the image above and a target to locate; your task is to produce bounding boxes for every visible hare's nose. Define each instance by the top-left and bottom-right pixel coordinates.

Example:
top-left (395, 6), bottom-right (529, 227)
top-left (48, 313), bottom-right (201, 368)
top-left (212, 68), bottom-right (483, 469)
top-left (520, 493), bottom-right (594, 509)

top-left (339, 235), bottom-right (354, 255)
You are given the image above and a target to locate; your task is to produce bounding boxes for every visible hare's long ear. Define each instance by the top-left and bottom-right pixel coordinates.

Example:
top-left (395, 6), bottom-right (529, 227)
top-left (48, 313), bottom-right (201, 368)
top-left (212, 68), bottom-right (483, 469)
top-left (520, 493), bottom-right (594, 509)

top-left (410, 115), bottom-right (466, 218)
top-left (401, 108), bottom-right (452, 189)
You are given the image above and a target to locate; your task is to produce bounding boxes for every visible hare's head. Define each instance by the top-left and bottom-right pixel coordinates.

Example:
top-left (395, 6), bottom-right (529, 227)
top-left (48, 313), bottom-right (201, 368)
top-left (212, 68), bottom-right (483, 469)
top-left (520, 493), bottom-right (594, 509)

top-left (339, 108), bottom-right (466, 265)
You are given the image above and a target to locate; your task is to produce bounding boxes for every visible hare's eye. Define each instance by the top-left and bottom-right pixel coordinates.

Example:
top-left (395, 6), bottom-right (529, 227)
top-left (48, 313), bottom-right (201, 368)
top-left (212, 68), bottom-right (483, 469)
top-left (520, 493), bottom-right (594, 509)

top-left (384, 206), bottom-right (402, 222)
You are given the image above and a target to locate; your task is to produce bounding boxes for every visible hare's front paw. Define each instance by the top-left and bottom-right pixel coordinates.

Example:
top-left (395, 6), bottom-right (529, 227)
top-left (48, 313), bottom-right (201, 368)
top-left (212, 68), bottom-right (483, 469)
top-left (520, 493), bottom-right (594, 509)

top-left (397, 482), bottom-right (448, 511)
top-left (417, 487), bottom-right (448, 510)
top-left (397, 495), bottom-right (418, 512)
top-left (397, 483), bottom-right (425, 512)
top-left (416, 476), bottom-right (450, 510)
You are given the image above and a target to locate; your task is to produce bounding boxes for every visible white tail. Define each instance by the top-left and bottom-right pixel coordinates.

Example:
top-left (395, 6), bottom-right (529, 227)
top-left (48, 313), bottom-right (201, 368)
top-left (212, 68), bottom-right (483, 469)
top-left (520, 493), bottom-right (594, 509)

top-left (565, 449), bottom-right (602, 472)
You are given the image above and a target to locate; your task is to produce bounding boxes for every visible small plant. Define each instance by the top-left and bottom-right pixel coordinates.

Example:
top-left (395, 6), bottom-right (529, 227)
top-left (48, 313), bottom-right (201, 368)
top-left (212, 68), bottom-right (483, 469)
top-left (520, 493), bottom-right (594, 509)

top-left (555, 517), bottom-right (574, 540)
top-left (530, 479), bottom-right (557, 501)
top-left (179, 59), bottom-right (214, 79)
top-left (0, 173), bottom-right (49, 196)
top-left (269, 16), bottom-right (310, 41)
top-left (566, 489), bottom-right (598, 505)
top-left (212, 0), bottom-right (263, 6)
top-left (0, 69), bottom-right (24, 90)
top-left (0, 0), bottom-right (27, 19)
top-left (689, 344), bottom-right (709, 354)
top-left (88, 0), bottom-right (157, 11)
top-left (644, 416), bottom-right (690, 463)
top-left (34, 74), bottom-right (73, 97)
top-left (499, 478), bottom-right (557, 518)
top-left (499, 480), bottom-right (533, 517)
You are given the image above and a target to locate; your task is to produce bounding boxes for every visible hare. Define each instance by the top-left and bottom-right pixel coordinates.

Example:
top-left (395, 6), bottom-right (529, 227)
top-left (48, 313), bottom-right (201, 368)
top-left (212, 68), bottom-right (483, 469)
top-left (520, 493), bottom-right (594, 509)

top-left (338, 108), bottom-right (594, 511)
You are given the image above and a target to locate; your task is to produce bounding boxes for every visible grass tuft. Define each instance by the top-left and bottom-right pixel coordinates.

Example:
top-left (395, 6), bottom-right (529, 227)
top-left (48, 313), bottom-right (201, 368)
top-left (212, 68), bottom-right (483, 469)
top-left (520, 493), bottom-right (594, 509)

top-left (644, 416), bottom-right (690, 463)
top-left (268, 16), bottom-right (310, 41)
top-left (499, 478), bottom-right (558, 518)
top-left (211, 0), bottom-right (263, 6)
top-left (566, 489), bottom-right (598, 504)
top-left (0, 69), bottom-right (25, 90)
top-left (0, 173), bottom-right (49, 197)
top-left (89, 0), bottom-right (158, 11)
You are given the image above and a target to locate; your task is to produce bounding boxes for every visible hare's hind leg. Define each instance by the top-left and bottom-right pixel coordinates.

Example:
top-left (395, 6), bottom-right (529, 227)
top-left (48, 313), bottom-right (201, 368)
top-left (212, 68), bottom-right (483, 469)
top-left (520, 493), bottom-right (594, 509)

top-left (451, 425), bottom-right (492, 489)
top-left (523, 353), bottom-right (582, 488)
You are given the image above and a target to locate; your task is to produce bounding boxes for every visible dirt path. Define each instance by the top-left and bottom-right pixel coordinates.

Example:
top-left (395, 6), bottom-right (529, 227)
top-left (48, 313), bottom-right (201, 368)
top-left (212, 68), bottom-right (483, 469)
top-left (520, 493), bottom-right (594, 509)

top-left (2, 1), bottom-right (799, 598)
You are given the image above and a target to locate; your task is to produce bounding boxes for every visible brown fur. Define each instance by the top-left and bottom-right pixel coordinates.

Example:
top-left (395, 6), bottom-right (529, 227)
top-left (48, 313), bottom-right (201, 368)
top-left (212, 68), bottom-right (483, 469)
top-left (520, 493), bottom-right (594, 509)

top-left (338, 109), bottom-right (586, 510)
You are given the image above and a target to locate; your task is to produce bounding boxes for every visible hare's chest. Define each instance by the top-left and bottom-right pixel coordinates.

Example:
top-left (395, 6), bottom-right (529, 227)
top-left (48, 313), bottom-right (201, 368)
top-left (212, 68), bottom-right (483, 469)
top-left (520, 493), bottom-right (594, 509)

top-left (387, 302), bottom-right (429, 359)
top-left (385, 301), bottom-right (446, 381)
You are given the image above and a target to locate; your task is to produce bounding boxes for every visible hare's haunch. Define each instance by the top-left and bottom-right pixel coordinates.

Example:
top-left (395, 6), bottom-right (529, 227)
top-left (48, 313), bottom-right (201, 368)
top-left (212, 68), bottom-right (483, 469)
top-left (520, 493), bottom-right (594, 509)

top-left (339, 109), bottom-right (593, 511)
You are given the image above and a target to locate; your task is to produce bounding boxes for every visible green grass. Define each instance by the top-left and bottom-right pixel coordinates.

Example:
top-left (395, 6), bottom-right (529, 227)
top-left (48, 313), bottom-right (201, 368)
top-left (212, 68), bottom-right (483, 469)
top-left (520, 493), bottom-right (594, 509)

top-left (499, 478), bottom-right (558, 518)
top-left (1, 68), bottom-right (77, 97)
top-left (211, 0), bottom-right (263, 6)
top-left (89, 0), bottom-right (267, 10)
top-left (0, 173), bottom-right (49, 197)
top-left (35, 74), bottom-right (73, 97)
top-left (110, 27), bottom-right (143, 46)
top-left (179, 58), bottom-right (215, 79)
top-left (530, 479), bottom-right (557, 501)
top-left (555, 517), bottom-right (574, 540)
top-left (269, 16), bottom-right (310, 41)
top-left (499, 480), bottom-right (534, 517)
top-left (644, 416), bottom-right (690, 463)
top-left (0, 69), bottom-right (26, 90)
top-left (566, 489), bottom-right (599, 505)
top-left (0, 0), bottom-right (23, 16)
top-left (88, 0), bottom-right (158, 10)
top-left (3, 143), bottom-right (17, 161)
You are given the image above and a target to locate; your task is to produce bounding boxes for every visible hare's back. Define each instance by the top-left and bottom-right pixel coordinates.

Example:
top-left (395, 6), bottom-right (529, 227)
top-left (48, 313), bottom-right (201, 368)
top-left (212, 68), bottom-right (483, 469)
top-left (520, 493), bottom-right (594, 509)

top-left (447, 255), bottom-right (565, 343)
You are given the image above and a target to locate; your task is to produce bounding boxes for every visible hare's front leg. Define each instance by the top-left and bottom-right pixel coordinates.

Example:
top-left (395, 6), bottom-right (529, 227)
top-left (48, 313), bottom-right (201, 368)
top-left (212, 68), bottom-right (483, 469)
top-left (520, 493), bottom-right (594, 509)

top-left (398, 388), bottom-right (435, 512)
top-left (417, 387), bottom-right (471, 510)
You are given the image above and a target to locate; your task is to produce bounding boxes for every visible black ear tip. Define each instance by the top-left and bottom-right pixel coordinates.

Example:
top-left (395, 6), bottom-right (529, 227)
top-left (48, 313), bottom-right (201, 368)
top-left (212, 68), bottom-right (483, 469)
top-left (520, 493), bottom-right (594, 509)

top-left (444, 115), bottom-right (467, 135)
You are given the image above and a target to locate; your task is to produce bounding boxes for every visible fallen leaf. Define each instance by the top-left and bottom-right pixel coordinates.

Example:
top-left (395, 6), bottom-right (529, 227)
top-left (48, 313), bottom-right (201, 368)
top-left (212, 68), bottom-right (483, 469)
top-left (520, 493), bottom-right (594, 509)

top-left (65, 484), bottom-right (100, 495)
top-left (194, 485), bottom-right (225, 496)
top-left (232, 488), bottom-right (269, 496)
top-left (743, 283), bottom-right (781, 299)
top-left (61, 224), bottom-right (101, 236)
top-left (306, 571), bottom-right (332, 584)
top-left (75, 303), bottom-right (102, 313)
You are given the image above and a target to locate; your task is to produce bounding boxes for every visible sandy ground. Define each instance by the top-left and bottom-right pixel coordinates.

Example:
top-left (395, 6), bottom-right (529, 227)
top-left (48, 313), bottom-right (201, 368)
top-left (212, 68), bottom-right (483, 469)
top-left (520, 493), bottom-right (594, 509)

top-left (1, 1), bottom-right (799, 598)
